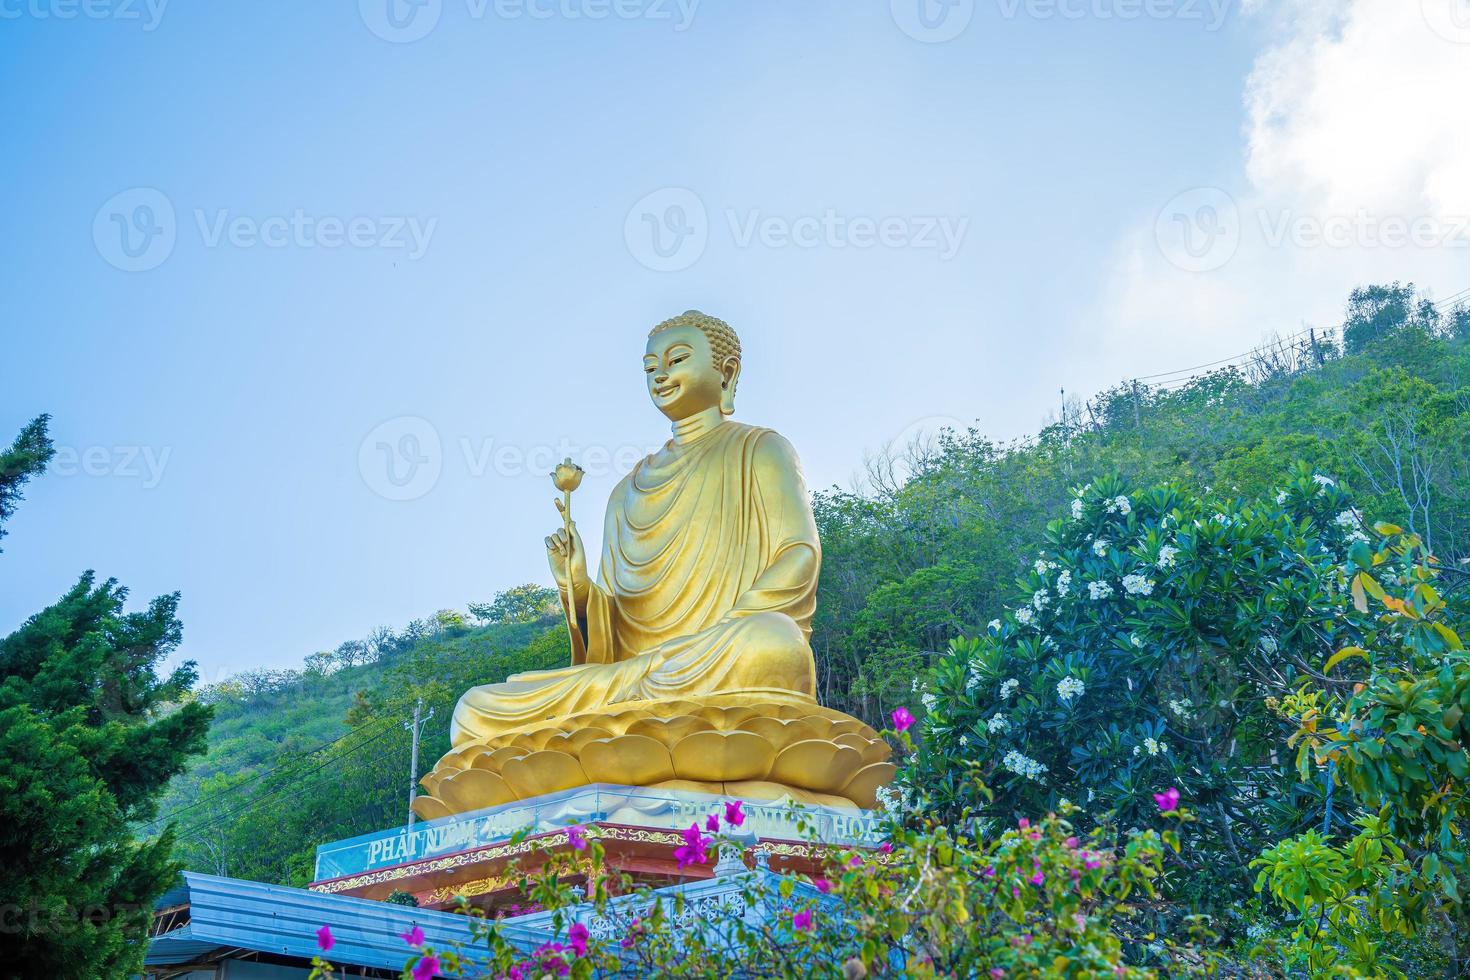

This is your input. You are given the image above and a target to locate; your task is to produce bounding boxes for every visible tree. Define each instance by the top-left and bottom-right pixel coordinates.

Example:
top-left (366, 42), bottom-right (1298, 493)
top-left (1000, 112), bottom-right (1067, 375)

top-left (0, 418), bottom-right (211, 977)
top-left (468, 584), bottom-right (560, 626)
top-left (0, 414), bottom-right (54, 553)
top-left (1342, 282), bottom-right (1440, 354)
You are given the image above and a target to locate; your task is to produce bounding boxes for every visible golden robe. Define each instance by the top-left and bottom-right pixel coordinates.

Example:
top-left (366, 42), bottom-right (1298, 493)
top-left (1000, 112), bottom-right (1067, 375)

top-left (450, 422), bottom-right (821, 747)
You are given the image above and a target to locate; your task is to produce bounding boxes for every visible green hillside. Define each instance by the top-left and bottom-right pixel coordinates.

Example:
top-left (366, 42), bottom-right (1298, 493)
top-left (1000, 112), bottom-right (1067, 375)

top-left (153, 282), bottom-right (1470, 890)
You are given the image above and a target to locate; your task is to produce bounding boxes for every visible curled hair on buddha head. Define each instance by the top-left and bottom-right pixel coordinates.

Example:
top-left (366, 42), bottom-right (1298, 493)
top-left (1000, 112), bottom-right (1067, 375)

top-left (649, 309), bottom-right (742, 414)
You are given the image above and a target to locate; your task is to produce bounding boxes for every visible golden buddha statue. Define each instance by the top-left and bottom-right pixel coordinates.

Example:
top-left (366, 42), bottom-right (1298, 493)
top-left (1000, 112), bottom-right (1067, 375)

top-left (412, 312), bottom-right (893, 821)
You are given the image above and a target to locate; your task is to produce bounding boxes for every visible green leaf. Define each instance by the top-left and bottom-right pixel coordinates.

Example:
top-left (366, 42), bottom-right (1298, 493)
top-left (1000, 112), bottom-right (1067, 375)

top-left (1325, 646), bottom-right (1368, 672)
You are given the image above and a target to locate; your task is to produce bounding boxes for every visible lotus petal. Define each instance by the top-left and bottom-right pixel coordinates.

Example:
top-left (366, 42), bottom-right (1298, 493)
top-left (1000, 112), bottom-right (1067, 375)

top-left (670, 730), bottom-right (774, 782)
top-left (437, 769), bottom-right (516, 813)
top-left (579, 734), bottom-right (676, 786)
top-left (501, 750), bottom-right (590, 799)
top-left (410, 795), bottom-right (453, 822)
top-left (768, 739), bottom-right (864, 793)
top-left (627, 715), bottom-right (714, 748)
top-left (840, 762), bottom-right (898, 809)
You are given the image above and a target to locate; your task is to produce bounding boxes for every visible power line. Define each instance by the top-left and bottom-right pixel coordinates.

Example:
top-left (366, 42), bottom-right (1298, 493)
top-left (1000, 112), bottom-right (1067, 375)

top-left (142, 718), bottom-right (396, 833)
top-left (167, 722), bottom-right (401, 843)
top-left (1133, 328), bottom-right (1313, 382)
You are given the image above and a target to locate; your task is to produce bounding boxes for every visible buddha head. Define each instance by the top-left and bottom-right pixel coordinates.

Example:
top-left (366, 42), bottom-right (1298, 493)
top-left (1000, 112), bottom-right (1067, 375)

top-left (644, 310), bottom-right (742, 421)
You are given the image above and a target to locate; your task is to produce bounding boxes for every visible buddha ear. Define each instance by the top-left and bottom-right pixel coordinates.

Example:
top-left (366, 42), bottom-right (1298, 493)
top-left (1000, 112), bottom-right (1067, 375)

top-left (719, 357), bottom-right (741, 416)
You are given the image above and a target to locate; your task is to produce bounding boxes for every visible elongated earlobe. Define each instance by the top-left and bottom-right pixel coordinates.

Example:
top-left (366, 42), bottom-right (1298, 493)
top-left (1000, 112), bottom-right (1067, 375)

top-left (720, 359), bottom-right (740, 415)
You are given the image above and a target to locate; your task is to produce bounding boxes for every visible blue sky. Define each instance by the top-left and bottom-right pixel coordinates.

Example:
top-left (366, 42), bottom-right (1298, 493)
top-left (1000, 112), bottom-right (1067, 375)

top-left (3, 0), bottom-right (1465, 679)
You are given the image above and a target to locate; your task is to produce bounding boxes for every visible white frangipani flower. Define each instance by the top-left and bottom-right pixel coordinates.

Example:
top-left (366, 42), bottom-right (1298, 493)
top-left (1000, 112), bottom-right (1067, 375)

top-left (1122, 573), bottom-right (1155, 596)
top-left (1056, 569), bottom-right (1072, 597)
top-left (1056, 676), bottom-right (1085, 703)
top-left (1088, 580), bottom-right (1114, 601)
top-left (999, 678), bottom-right (1019, 700)
top-left (1002, 749), bottom-right (1047, 780)
top-left (1156, 545), bottom-right (1179, 569)
top-left (986, 713), bottom-right (1009, 734)
top-left (1092, 538), bottom-right (1109, 557)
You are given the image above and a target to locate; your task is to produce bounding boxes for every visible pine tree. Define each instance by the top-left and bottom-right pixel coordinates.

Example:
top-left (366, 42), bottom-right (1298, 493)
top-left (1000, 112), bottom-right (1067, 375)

top-left (0, 416), bottom-right (212, 978)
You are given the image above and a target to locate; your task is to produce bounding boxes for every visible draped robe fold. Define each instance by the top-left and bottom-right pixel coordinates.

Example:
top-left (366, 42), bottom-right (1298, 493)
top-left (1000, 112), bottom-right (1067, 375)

top-left (450, 421), bottom-right (821, 747)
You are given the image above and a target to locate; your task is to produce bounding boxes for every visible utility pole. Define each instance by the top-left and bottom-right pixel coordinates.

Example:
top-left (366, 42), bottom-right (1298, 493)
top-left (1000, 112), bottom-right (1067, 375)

top-left (404, 698), bottom-right (435, 830)
top-left (1131, 380), bottom-right (1142, 428)
top-left (1309, 328), bottom-right (1325, 367)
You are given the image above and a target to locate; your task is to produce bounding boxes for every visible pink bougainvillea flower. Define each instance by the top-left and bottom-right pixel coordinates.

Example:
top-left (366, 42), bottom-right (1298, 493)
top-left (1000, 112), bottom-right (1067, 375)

top-left (991, 970), bottom-right (1005, 979)
top-left (411, 954), bottom-right (441, 980)
top-left (878, 842), bottom-right (893, 855)
top-left (1153, 787), bottom-right (1181, 813)
top-left (1028, 870), bottom-right (1045, 886)
top-left (674, 822), bottom-right (710, 868)
top-left (315, 924), bottom-right (334, 952)
top-left (891, 707), bottom-right (914, 733)
top-left (399, 925), bottom-right (425, 947)
top-left (1017, 818), bottom-right (1029, 829)
top-left (568, 922), bottom-right (589, 957)
top-left (723, 799), bottom-right (745, 827)
top-left (792, 908), bottom-right (813, 932)
top-left (566, 825), bottom-right (587, 851)
top-left (981, 865), bottom-right (995, 879)
top-left (812, 877), bottom-right (832, 894)
top-left (845, 854), bottom-right (863, 870)
top-left (1084, 852), bottom-right (1102, 870)
top-left (1065, 836), bottom-right (1079, 849)
top-left (705, 813), bottom-right (720, 833)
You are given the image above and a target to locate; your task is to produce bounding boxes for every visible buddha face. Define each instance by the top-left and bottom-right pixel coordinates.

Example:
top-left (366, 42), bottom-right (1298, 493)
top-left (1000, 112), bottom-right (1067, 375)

top-left (643, 325), bottom-right (737, 421)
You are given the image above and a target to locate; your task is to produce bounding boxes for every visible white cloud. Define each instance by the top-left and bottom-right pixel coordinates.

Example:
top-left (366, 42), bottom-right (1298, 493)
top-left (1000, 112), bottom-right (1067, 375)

top-left (1079, 0), bottom-right (1470, 381)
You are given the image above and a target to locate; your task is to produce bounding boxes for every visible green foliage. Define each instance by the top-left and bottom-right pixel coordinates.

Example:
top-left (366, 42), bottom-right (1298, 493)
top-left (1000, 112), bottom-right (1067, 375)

top-left (0, 418), bottom-right (211, 978)
top-left (902, 472), bottom-right (1379, 904)
top-left (159, 618), bottom-right (567, 885)
top-left (1259, 524), bottom-right (1470, 974)
top-left (812, 286), bottom-right (1470, 725)
top-left (0, 414), bottom-right (54, 553)
top-left (469, 583), bottom-right (560, 625)
top-left (311, 798), bottom-right (1205, 978)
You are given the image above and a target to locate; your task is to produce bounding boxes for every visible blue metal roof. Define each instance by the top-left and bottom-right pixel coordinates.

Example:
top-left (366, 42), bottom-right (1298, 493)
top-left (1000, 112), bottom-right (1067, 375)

top-left (147, 871), bottom-right (552, 971)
